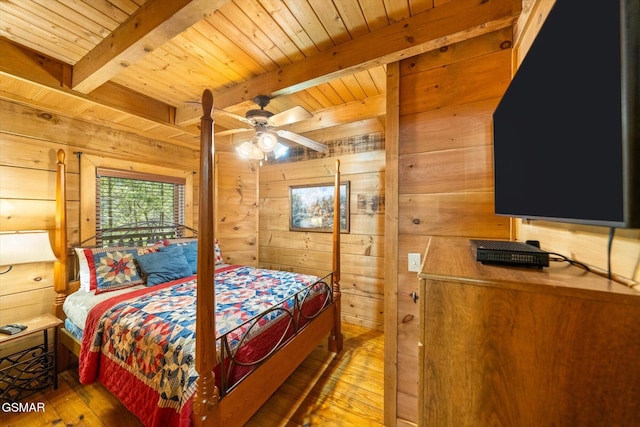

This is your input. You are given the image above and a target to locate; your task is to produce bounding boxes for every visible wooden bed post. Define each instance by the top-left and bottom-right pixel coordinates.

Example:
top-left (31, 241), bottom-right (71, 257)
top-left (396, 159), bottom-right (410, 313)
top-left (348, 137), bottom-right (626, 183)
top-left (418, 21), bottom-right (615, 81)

top-left (329, 159), bottom-right (344, 352)
top-left (53, 149), bottom-right (68, 319)
top-left (192, 89), bottom-right (220, 426)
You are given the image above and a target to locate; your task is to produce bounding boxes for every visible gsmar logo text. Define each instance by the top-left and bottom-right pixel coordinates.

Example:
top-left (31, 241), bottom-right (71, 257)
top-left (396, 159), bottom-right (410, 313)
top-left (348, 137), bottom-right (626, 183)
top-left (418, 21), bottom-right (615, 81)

top-left (2, 402), bottom-right (46, 412)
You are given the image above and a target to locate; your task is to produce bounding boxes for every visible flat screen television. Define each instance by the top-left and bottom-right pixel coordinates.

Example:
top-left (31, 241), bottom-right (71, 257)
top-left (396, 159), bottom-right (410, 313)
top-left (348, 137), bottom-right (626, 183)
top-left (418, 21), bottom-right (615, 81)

top-left (492, 0), bottom-right (639, 228)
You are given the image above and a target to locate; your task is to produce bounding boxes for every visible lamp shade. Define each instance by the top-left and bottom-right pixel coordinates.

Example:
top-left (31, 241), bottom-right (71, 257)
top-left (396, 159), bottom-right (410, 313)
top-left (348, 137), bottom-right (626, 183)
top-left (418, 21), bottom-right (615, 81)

top-left (0, 231), bottom-right (56, 266)
top-left (236, 141), bottom-right (265, 160)
top-left (257, 132), bottom-right (278, 152)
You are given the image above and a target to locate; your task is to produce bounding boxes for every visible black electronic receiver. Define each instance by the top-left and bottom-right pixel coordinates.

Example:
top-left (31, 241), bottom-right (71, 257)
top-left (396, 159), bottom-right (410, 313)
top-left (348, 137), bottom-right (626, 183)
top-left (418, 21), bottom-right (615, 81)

top-left (0, 323), bottom-right (28, 335)
top-left (470, 239), bottom-right (549, 268)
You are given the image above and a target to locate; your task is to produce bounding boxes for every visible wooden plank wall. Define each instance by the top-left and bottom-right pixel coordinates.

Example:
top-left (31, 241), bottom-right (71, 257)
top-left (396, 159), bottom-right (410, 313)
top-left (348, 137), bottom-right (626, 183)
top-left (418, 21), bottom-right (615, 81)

top-left (392, 28), bottom-right (514, 425)
top-left (513, 0), bottom-right (640, 286)
top-left (258, 151), bottom-right (385, 329)
top-left (215, 151), bottom-right (259, 267)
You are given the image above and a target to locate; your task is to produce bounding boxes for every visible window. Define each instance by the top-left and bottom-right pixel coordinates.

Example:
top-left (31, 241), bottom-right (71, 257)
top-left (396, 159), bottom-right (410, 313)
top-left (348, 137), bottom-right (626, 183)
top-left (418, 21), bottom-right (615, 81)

top-left (96, 168), bottom-right (186, 246)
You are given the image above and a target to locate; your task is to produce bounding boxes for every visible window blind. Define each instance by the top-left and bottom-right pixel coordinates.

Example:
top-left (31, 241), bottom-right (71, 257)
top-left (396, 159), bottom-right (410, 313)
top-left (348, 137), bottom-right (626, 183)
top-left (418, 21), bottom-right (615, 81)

top-left (96, 168), bottom-right (186, 246)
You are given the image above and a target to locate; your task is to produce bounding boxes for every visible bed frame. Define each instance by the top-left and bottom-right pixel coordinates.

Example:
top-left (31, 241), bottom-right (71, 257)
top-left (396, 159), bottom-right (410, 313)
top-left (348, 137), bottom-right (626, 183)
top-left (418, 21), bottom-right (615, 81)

top-left (52, 89), bottom-right (344, 426)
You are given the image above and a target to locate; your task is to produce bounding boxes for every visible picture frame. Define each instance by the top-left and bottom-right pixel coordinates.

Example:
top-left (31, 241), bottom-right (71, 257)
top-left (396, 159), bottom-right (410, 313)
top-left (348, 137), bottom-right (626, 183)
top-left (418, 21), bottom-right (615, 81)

top-left (289, 181), bottom-right (350, 233)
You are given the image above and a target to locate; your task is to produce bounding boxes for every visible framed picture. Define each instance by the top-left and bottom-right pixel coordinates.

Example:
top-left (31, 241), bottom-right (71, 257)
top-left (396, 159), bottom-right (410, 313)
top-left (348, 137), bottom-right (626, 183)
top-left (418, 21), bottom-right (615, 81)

top-left (289, 182), bottom-right (350, 233)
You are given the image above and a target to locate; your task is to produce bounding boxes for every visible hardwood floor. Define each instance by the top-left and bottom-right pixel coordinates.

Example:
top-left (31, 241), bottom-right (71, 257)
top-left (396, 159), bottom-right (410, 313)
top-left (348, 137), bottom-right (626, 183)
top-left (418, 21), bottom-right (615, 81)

top-left (2, 323), bottom-right (383, 427)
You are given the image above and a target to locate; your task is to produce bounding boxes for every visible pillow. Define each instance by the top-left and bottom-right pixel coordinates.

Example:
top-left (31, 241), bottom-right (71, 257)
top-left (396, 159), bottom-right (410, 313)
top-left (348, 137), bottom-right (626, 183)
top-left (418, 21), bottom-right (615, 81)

top-left (164, 237), bottom-right (224, 266)
top-left (75, 244), bottom-right (162, 293)
top-left (135, 245), bottom-right (193, 286)
top-left (160, 240), bottom-right (197, 274)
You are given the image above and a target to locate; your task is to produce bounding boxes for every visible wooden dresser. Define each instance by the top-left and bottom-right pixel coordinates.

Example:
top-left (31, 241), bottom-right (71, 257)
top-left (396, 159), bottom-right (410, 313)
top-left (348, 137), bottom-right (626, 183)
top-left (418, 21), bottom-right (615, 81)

top-left (418, 237), bottom-right (640, 427)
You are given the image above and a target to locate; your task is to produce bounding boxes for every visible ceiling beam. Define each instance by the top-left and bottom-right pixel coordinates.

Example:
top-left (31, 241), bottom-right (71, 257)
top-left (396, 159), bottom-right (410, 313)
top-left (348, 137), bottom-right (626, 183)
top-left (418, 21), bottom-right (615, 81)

top-left (283, 95), bottom-right (386, 135)
top-left (72, 0), bottom-right (230, 94)
top-left (214, 0), bottom-right (519, 109)
top-left (0, 38), bottom-right (175, 125)
top-left (0, 37), bottom-right (72, 89)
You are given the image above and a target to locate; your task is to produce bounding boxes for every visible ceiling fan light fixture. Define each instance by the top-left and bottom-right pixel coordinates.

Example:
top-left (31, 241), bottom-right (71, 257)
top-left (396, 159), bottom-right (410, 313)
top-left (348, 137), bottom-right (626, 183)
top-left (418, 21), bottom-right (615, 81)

top-left (224, 95), bottom-right (328, 155)
top-left (257, 132), bottom-right (278, 152)
top-left (236, 141), bottom-right (264, 160)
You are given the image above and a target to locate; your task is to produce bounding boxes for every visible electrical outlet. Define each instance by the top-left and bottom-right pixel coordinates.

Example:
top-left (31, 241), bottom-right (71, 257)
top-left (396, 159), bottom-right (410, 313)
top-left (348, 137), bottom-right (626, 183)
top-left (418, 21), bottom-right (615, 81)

top-left (408, 253), bottom-right (421, 272)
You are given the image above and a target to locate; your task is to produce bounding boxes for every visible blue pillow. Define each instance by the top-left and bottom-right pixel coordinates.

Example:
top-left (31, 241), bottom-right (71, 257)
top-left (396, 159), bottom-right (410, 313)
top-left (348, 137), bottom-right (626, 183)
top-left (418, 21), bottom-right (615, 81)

top-left (135, 245), bottom-right (192, 286)
top-left (160, 240), bottom-right (197, 274)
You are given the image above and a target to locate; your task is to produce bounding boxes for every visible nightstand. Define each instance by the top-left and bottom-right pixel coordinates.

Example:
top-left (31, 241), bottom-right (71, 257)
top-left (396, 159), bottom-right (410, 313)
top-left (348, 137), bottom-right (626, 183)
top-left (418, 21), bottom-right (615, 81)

top-left (0, 314), bottom-right (63, 402)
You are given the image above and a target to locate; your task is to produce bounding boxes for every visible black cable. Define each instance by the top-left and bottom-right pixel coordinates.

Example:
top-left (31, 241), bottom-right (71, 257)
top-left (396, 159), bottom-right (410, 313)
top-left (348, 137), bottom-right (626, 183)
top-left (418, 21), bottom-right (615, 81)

top-left (607, 227), bottom-right (616, 280)
top-left (547, 252), bottom-right (591, 272)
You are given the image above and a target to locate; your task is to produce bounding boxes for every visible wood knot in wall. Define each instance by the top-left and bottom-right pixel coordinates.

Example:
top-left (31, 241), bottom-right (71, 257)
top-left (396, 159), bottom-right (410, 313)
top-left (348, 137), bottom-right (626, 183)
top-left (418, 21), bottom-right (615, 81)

top-left (37, 112), bottom-right (57, 123)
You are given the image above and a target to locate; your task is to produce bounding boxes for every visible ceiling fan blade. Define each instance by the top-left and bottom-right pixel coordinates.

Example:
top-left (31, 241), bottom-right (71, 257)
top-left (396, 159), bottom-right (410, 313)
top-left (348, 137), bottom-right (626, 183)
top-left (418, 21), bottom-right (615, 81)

top-left (215, 108), bottom-right (252, 125)
top-left (275, 130), bottom-right (328, 153)
top-left (269, 106), bottom-right (313, 127)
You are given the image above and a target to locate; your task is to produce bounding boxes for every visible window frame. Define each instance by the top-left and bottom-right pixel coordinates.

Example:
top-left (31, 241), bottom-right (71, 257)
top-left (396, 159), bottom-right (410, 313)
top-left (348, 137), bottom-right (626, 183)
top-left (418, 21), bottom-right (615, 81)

top-left (96, 167), bottom-right (186, 246)
top-left (79, 154), bottom-right (194, 246)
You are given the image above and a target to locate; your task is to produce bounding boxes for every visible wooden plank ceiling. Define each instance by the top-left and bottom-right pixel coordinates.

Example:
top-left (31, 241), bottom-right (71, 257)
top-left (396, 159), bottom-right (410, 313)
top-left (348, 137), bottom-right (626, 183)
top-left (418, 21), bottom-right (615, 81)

top-left (0, 0), bottom-right (520, 150)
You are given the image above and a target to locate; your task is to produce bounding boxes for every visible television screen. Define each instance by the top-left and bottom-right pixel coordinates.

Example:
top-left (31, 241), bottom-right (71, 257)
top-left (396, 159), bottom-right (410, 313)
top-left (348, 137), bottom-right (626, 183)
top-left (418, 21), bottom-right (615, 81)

top-left (492, 0), bottom-right (639, 228)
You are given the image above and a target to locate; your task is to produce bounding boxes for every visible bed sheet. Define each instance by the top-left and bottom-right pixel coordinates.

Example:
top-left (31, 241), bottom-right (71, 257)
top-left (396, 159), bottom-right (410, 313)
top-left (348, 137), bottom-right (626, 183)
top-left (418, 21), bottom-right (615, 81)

top-left (63, 283), bottom-right (147, 337)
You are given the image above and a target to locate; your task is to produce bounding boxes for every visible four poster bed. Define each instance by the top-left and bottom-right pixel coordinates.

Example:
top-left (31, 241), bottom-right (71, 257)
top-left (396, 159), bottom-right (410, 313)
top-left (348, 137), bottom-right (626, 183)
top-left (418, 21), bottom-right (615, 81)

top-left (51, 90), bottom-right (343, 426)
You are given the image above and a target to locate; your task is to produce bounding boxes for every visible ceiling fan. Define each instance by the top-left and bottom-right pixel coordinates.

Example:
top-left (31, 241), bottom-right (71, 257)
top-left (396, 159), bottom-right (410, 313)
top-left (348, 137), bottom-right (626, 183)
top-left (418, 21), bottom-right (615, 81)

top-left (220, 95), bottom-right (328, 160)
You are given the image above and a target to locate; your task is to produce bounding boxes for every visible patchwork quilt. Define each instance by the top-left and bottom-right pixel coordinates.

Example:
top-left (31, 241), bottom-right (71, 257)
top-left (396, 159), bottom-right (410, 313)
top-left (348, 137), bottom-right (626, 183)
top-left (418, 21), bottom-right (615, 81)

top-left (79, 265), bottom-right (328, 427)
